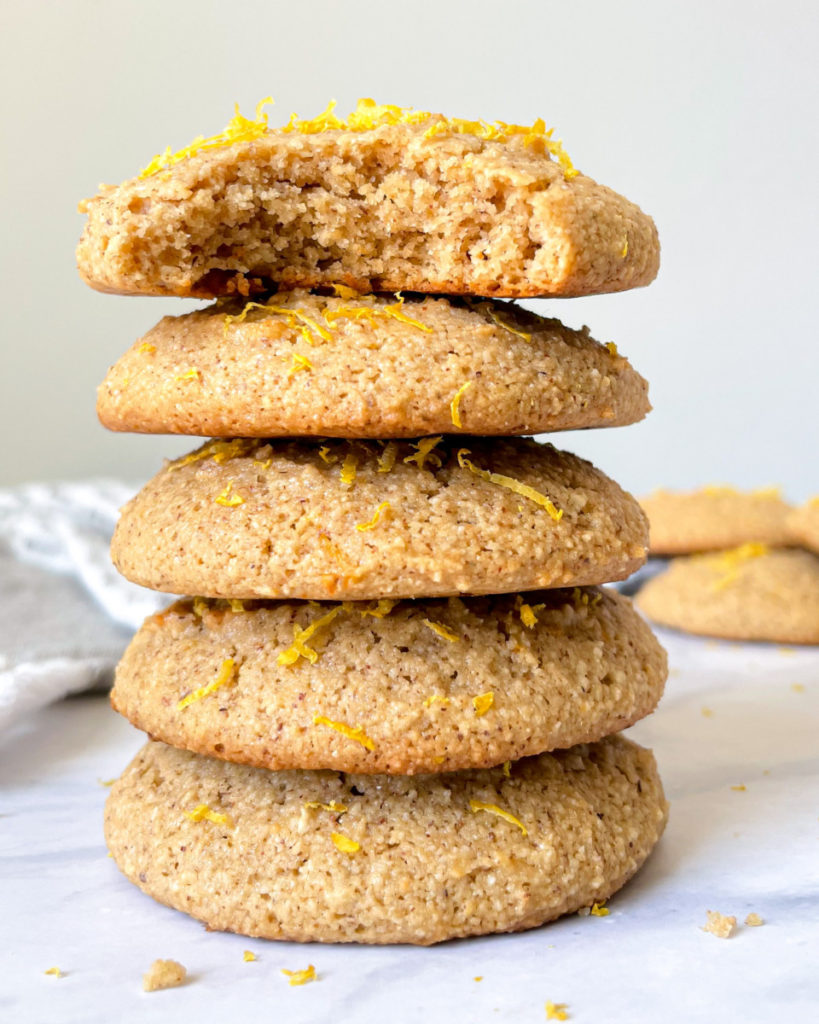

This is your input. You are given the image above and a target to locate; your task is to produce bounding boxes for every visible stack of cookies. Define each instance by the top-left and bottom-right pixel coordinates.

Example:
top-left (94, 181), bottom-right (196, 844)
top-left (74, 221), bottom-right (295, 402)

top-left (637, 487), bottom-right (819, 645)
top-left (78, 100), bottom-right (670, 945)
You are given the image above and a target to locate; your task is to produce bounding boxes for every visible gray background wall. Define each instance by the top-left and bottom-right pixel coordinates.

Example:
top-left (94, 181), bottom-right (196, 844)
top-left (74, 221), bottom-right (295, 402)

top-left (1, 0), bottom-right (816, 499)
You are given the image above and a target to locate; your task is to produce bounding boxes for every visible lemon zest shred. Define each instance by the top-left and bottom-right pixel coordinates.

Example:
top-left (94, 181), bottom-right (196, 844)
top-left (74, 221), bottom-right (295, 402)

top-left (360, 598), bottom-right (398, 619)
top-left (457, 449), bottom-right (563, 521)
top-left (278, 607), bottom-right (343, 666)
top-left (330, 832), bottom-right (361, 854)
top-left (304, 800), bottom-right (348, 814)
top-left (382, 293), bottom-right (432, 332)
top-left (355, 501), bottom-right (391, 532)
top-left (422, 619), bottom-right (459, 643)
top-left (98, 777), bottom-right (116, 787)
top-left (340, 450), bottom-right (358, 487)
top-left (502, 761), bottom-right (511, 777)
top-left (404, 436), bottom-right (443, 470)
top-left (184, 803), bottom-right (234, 828)
top-left (621, 239), bottom-right (629, 258)
top-left (590, 901), bottom-right (610, 917)
top-left (546, 1002), bottom-right (570, 1021)
top-left (518, 600), bottom-right (544, 628)
top-left (489, 310), bottom-right (532, 343)
top-left (229, 599), bottom-right (246, 613)
top-left (605, 341), bottom-right (620, 356)
top-left (44, 967), bottom-right (63, 978)
top-left (318, 445), bottom-right (339, 464)
top-left (192, 596), bottom-right (209, 618)
top-left (331, 283), bottom-right (361, 299)
top-left (472, 691), bottom-right (494, 716)
top-left (469, 799), bottom-right (528, 836)
top-left (423, 694), bottom-right (451, 708)
top-left (243, 951), bottom-right (257, 962)
top-left (175, 368), bottom-right (201, 382)
top-left (377, 441), bottom-right (399, 473)
top-left (323, 295), bottom-right (430, 334)
top-left (709, 542), bottom-right (769, 591)
top-left (288, 352), bottom-right (313, 377)
top-left (450, 381), bottom-right (473, 428)
top-left (177, 658), bottom-right (237, 710)
top-left (281, 965), bottom-right (316, 986)
top-left (313, 715), bottom-right (375, 751)
top-left (139, 96), bottom-right (274, 177)
top-left (168, 438), bottom-right (259, 472)
top-left (138, 342), bottom-right (156, 354)
top-left (214, 482), bottom-right (245, 507)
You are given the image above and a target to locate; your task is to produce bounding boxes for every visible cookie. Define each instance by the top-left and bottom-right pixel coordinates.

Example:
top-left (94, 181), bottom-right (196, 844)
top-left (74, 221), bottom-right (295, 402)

top-left (787, 498), bottom-right (819, 554)
top-left (640, 486), bottom-right (793, 555)
top-left (111, 437), bottom-right (649, 600)
top-left (97, 292), bottom-right (650, 438)
top-left (636, 545), bottom-right (819, 644)
top-left (77, 99), bottom-right (659, 300)
top-left (104, 736), bottom-right (667, 945)
top-left (111, 587), bottom-right (667, 774)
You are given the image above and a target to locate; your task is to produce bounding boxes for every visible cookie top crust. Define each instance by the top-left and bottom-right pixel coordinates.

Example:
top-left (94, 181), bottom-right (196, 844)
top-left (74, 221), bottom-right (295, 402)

top-left (636, 545), bottom-right (819, 644)
top-left (787, 497), bottom-right (819, 554)
top-left (104, 735), bottom-right (667, 945)
top-left (640, 486), bottom-right (793, 555)
top-left (111, 587), bottom-right (667, 774)
top-left (98, 291), bottom-right (650, 438)
top-left (111, 437), bottom-right (649, 601)
top-left (77, 99), bottom-right (659, 299)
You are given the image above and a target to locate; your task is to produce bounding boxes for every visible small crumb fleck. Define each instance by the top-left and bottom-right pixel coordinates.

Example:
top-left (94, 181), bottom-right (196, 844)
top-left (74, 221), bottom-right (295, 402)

top-left (731, 784), bottom-right (746, 792)
top-left (702, 910), bottom-right (737, 938)
top-left (778, 647), bottom-right (796, 656)
top-left (576, 906), bottom-right (591, 917)
top-left (546, 1001), bottom-right (570, 1020)
top-left (745, 913), bottom-right (764, 927)
top-left (668, 668), bottom-right (681, 677)
top-left (281, 965), bottom-right (316, 986)
top-left (143, 959), bottom-right (187, 992)
top-left (44, 967), bottom-right (63, 978)
top-left (791, 683), bottom-right (805, 693)
top-left (701, 707), bottom-right (714, 718)
top-left (243, 950), bottom-right (257, 962)
top-left (98, 777), bottom-right (116, 786)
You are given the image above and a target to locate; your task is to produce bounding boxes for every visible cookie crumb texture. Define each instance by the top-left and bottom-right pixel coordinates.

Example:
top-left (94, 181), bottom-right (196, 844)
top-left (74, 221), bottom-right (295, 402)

top-left (787, 497), bottom-right (819, 555)
top-left (111, 437), bottom-right (648, 600)
top-left (105, 736), bottom-right (667, 945)
top-left (143, 959), bottom-right (187, 992)
top-left (111, 589), bottom-right (667, 774)
top-left (702, 910), bottom-right (736, 939)
top-left (77, 119), bottom-right (658, 300)
top-left (640, 486), bottom-right (793, 555)
top-left (97, 292), bottom-right (650, 438)
top-left (636, 548), bottom-right (819, 644)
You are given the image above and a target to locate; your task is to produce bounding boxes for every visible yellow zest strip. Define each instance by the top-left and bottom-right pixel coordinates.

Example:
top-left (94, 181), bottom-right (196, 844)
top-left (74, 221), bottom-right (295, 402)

top-left (423, 694), bottom-right (450, 708)
top-left (288, 352), bottom-right (313, 377)
top-left (222, 300), bottom-right (273, 336)
top-left (98, 778), bottom-right (116, 787)
top-left (360, 598), bottom-right (398, 619)
top-left (571, 587), bottom-right (602, 609)
top-left (469, 799), bottom-right (528, 836)
top-left (214, 482), bottom-right (245, 507)
top-left (450, 381), bottom-right (473, 428)
top-left (318, 445), bottom-right (338, 464)
top-left (192, 596), bottom-right (209, 617)
top-left (323, 295), bottom-right (430, 334)
top-left (175, 368), bottom-right (201, 382)
top-left (355, 501), bottom-right (391, 532)
top-left (140, 97), bottom-right (273, 177)
top-left (489, 310), bottom-right (532, 343)
top-left (457, 449), bottom-right (563, 522)
top-left (267, 306), bottom-right (333, 345)
top-left (332, 283), bottom-right (360, 299)
top-left (711, 542), bottom-right (769, 591)
top-left (404, 436), bottom-right (443, 470)
top-left (331, 832), bottom-right (361, 854)
top-left (229, 599), bottom-right (246, 613)
top-left (177, 657), bottom-right (237, 710)
top-left (472, 691), bottom-right (494, 716)
top-left (313, 715), bottom-right (375, 752)
top-left (304, 800), bottom-right (348, 814)
top-left (184, 803), bottom-right (234, 829)
top-left (138, 342), bottom-right (156, 354)
top-left (377, 441), bottom-right (398, 473)
top-left (590, 901), bottom-right (610, 917)
top-left (501, 761), bottom-right (511, 777)
top-left (605, 341), bottom-right (619, 356)
top-left (243, 951), bottom-right (257, 962)
top-left (167, 438), bottom-right (259, 472)
top-left (546, 1002), bottom-right (570, 1021)
top-left (340, 450), bottom-right (358, 487)
top-left (382, 293), bottom-right (432, 332)
top-left (278, 607), bottom-right (342, 666)
top-left (281, 965), bottom-right (316, 986)
top-left (422, 619), bottom-right (459, 643)
top-left (621, 239), bottom-right (629, 258)
top-left (518, 600), bottom-right (543, 628)
top-left (44, 967), bottom-right (63, 978)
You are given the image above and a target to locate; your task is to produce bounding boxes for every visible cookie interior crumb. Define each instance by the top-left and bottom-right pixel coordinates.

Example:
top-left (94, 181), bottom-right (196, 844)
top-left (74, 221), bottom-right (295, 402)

top-left (702, 910), bottom-right (737, 938)
top-left (745, 912), bottom-right (764, 927)
top-left (143, 959), bottom-right (187, 992)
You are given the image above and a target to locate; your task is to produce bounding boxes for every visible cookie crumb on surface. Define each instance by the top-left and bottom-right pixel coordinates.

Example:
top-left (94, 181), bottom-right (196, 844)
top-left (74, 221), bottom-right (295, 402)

top-left (702, 910), bottom-right (737, 938)
top-left (730, 784), bottom-right (746, 792)
top-left (143, 959), bottom-right (187, 991)
top-left (745, 913), bottom-right (764, 927)
top-left (545, 1002), bottom-right (570, 1020)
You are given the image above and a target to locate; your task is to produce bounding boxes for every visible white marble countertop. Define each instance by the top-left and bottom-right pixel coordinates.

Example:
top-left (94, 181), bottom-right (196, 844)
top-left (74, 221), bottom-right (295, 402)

top-left (2, 630), bottom-right (818, 1024)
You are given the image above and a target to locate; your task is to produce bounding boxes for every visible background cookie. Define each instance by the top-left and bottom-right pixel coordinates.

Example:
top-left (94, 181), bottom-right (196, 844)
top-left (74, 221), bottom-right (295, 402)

top-left (111, 588), bottom-right (667, 774)
top-left (640, 486), bottom-right (793, 555)
top-left (787, 498), bottom-right (819, 554)
top-left (111, 437), bottom-right (649, 600)
top-left (104, 736), bottom-right (668, 945)
top-left (77, 101), bottom-right (659, 300)
top-left (98, 291), bottom-right (650, 438)
top-left (636, 546), bottom-right (819, 644)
